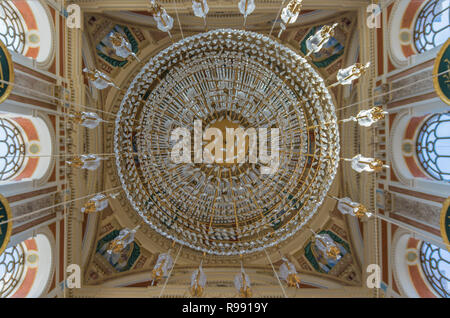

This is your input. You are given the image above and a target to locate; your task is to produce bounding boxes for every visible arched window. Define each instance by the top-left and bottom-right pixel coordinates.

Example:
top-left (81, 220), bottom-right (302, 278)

top-left (420, 242), bottom-right (450, 298)
top-left (0, 234), bottom-right (53, 298)
top-left (0, 0), bottom-right (26, 54)
top-left (414, 0), bottom-right (450, 53)
top-left (416, 112), bottom-right (450, 182)
top-left (0, 242), bottom-right (26, 297)
top-left (0, 0), bottom-right (54, 65)
top-left (0, 118), bottom-right (26, 181)
top-left (0, 115), bottom-right (53, 184)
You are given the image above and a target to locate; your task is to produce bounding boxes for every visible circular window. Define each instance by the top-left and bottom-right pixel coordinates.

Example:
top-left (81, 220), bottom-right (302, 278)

top-left (0, 118), bottom-right (26, 181)
top-left (414, 0), bottom-right (450, 53)
top-left (0, 244), bottom-right (26, 298)
top-left (416, 112), bottom-right (450, 182)
top-left (420, 242), bottom-right (450, 298)
top-left (0, 1), bottom-right (26, 54)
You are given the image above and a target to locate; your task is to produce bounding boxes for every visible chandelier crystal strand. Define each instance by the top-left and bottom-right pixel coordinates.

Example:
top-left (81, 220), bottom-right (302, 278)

top-left (173, 0), bottom-right (184, 39)
top-left (115, 29), bottom-right (340, 256)
top-left (278, 0), bottom-right (303, 38)
top-left (305, 23), bottom-right (338, 57)
top-left (269, 0), bottom-right (286, 37)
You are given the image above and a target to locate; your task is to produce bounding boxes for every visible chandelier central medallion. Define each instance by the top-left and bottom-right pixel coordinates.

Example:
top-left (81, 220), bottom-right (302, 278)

top-left (114, 29), bottom-right (340, 255)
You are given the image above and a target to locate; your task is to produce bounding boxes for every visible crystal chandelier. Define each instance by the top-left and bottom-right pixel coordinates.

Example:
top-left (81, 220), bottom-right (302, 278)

top-left (114, 29), bottom-right (340, 255)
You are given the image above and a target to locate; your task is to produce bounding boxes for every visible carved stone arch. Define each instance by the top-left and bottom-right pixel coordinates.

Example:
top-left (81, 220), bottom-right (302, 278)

top-left (391, 230), bottom-right (420, 297)
top-left (387, 0), bottom-right (415, 68)
top-left (391, 229), bottom-right (442, 298)
top-left (31, 0), bottom-right (56, 70)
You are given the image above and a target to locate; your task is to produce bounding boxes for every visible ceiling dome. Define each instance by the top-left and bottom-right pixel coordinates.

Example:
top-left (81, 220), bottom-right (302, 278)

top-left (114, 29), bottom-right (340, 255)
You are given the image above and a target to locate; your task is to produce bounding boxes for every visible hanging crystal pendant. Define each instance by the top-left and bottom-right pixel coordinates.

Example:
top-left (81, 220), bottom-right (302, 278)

top-left (279, 256), bottom-right (301, 288)
top-left (348, 154), bottom-right (385, 173)
top-left (150, 0), bottom-right (174, 33)
top-left (81, 193), bottom-right (118, 214)
top-left (279, 0), bottom-right (303, 37)
top-left (238, 0), bottom-right (256, 17)
top-left (69, 111), bottom-right (104, 129)
top-left (343, 106), bottom-right (388, 127)
top-left (109, 32), bottom-right (140, 61)
top-left (151, 251), bottom-right (174, 286)
top-left (66, 154), bottom-right (104, 171)
top-left (234, 265), bottom-right (252, 298)
top-left (190, 263), bottom-right (207, 297)
top-left (336, 197), bottom-right (371, 219)
top-left (335, 62), bottom-right (371, 86)
top-left (192, 0), bottom-right (209, 18)
top-left (106, 225), bottom-right (140, 254)
top-left (312, 231), bottom-right (342, 261)
top-left (305, 23), bottom-right (338, 55)
top-left (83, 68), bottom-right (120, 90)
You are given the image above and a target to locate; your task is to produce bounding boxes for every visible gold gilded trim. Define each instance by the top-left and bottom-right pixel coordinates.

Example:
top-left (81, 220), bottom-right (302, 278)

top-left (0, 194), bottom-right (13, 255)
top-left (0, 39), bottom-right (14, 105)
top-left (433, 38), bottom-right (450, 106)
top-left (440, 196), bottom-right (450, 252)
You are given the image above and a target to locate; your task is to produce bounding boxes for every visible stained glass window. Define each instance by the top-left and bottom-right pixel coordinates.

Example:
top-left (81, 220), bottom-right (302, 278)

top-left (420, 242), bottom-right (450, 298)
top-left (0, 1), bottom-right (26, 54)
top-left (0, 243), bottom-right (26, 298)
top-left (0, 118), bottom-right (26, 181)
top-left (414, 0), bottom-right (450, 53)
top-left (416, 112), bottom-right (450, 182)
